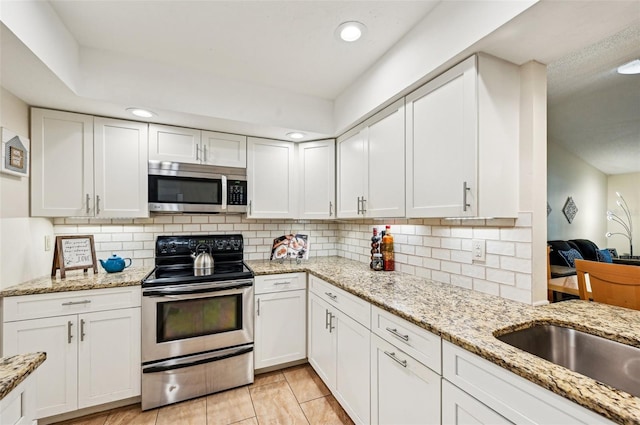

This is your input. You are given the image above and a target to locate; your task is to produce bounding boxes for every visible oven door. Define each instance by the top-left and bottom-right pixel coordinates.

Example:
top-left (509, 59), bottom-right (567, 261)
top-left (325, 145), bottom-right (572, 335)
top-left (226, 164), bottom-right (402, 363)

top-left (142, 279), bottom-right (254, 363)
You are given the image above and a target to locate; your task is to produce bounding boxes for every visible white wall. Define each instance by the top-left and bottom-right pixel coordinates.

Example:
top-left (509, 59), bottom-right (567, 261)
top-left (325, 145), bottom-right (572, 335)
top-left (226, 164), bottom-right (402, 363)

top-left (0, 87), bottom-right (54, 288)
top-left (547, 141), bottom-right (607, 247)
top-left (607, 173), bottom-right (640, 257)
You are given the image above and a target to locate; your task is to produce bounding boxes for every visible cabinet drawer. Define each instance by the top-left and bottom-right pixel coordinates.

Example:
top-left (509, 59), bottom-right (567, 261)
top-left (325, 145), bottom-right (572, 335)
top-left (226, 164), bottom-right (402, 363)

top-left (442, 341), bottom-right (613, 424)
top-left (3, 287), bottom-right (141, 322)
top-left (309, 274), bottom-right (370, 329)
top-left (371, 305), bottom-right (441, 373)
top-left (255, 273), bottom-right (306, 294)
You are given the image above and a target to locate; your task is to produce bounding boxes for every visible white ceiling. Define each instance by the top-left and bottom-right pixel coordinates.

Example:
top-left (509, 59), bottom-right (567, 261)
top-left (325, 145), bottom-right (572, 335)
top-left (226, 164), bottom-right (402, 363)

top-left (0, 0), bottom-right (639, 174)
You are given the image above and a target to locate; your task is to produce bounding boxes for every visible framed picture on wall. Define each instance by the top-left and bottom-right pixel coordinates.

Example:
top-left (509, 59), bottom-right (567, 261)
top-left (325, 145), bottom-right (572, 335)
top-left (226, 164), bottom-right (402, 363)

top-left (1, 127), bottom-right (30, 177)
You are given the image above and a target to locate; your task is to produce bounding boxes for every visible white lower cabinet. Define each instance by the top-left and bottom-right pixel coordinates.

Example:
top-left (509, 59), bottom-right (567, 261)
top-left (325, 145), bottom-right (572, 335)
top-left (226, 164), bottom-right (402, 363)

top-left (442, 341), bottom-right (614, 425)
top-left (0, 368), bottom-right (38, 425)
top-left (371, 334), bottom-right (441, 425)
top-left (2, 288), bottom-right (141, 419)
top-left (442, 379), bottom-right (511, 425)
top-left (254, 273), bottom-right (307, 369)
top-left (308, 287), bottom-right (371, 425)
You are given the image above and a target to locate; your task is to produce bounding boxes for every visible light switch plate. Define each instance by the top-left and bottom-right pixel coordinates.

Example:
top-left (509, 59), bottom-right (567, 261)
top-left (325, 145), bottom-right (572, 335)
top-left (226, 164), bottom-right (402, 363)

top-left (472, 239), bottom-right (485, 262)
top-left (44, 235), bottom-right (52, 251)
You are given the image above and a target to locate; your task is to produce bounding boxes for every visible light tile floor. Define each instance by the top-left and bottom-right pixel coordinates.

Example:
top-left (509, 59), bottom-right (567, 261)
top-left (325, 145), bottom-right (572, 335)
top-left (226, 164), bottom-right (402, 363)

top-left (54, 364), bottom-right (354, 425)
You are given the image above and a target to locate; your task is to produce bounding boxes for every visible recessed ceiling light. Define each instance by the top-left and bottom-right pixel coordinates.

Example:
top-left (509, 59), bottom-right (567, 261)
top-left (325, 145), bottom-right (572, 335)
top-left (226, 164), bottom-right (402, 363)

top-left (286, 132), bottom-right (306, 140)
top-left (336, 21), bottom-right (366, 42)
top-left (617, 59), bottom-right (640, 75)
top-left (126, 107), bottom-right (156, 118)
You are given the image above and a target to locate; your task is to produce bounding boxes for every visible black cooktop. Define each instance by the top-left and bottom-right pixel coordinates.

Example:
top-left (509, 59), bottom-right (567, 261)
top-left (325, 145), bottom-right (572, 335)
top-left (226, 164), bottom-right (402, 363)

top-left (142, 234), bottom-right (254, 287)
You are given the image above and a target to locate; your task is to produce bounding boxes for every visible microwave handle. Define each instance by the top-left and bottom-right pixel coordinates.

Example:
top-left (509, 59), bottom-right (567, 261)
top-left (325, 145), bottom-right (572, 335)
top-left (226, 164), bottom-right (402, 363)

top-left (221, 175), bottom-right (227, 210)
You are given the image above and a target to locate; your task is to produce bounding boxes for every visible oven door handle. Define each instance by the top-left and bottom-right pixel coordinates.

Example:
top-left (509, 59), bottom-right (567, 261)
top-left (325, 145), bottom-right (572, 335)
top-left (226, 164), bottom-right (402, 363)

top-left (142, 345), bottom-right (253, 374)
top-left (143, 279), bottom-right (253, 296)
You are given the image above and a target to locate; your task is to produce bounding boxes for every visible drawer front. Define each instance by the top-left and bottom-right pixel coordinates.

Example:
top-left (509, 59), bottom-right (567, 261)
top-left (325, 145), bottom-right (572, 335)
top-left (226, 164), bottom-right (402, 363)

top-left (309, 274), bottom-right (370, 329)
top-left (371, 305), bottom-right (441, 373)
top-left (442, 341), bottom-right (614, 425)
top-left (255, 273), bottom-right (306, 294)
top-left (3, 286), bottom-right (141, 322)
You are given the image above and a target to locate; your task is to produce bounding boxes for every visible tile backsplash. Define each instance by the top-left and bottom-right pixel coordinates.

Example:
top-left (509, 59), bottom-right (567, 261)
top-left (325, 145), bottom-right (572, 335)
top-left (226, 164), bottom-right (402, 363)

top-left (53, 212), bottom-right (533, 304)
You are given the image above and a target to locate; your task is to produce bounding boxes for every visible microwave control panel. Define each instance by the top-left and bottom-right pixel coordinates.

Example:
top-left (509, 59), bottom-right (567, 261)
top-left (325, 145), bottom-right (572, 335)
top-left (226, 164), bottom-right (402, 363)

top-left (228, 180), bottom-right (247, 206)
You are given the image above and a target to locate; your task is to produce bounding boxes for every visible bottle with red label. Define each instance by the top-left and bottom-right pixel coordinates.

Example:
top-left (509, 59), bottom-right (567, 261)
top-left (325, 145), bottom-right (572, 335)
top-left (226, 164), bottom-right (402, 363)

top-left (381, 225), bottom-right (394, 271)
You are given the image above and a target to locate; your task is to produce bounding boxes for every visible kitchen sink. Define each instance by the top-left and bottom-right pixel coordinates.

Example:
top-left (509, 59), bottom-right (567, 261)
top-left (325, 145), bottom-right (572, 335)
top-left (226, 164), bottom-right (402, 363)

top-left (496, 323), bottom-right (640, 397)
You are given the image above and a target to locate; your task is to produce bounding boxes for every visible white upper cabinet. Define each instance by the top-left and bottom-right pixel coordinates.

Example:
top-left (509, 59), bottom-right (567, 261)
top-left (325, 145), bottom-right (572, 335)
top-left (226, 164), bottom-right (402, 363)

top-left (337, 99), bottom-right (405, 219)
top-left (246, 137), bottom-right (296, 218)
top-left (298, 139), bottom-right (336, 219)
top-left (94, 117), bottom-right (148, 218)
top-left (148, 124), bottom-right (201, 163)
top-left (31, 109), bottom-right (94, 217)
top-left (31, 109), bottom-right (148, 218)
top-left (149, 125), bottom-right (247, 168)
top-left (201, 130), bottom-right (247, 168)
top-left (406, 54), bottom-right (520, 218)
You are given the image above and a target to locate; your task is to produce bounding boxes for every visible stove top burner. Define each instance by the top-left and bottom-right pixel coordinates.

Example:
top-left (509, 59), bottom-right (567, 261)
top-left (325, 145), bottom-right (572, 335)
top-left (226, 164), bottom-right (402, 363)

top-left (142, 234), bottom-right (254, 287)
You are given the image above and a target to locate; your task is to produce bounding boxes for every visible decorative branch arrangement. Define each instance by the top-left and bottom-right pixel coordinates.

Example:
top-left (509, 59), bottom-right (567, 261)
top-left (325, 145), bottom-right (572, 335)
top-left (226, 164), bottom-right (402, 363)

top-left (606, 192), bottom-right (633, 257)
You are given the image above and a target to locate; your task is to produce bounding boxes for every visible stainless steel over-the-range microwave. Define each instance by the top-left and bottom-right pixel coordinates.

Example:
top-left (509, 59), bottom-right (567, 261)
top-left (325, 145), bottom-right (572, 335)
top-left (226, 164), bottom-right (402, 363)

top-left (148, 161), bottom-right (247, 213)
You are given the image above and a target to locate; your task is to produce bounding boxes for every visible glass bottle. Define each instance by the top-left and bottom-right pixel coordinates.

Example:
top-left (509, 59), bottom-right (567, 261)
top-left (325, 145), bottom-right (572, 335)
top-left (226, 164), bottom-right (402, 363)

top-left (381, 225), bottom-right (395, 271)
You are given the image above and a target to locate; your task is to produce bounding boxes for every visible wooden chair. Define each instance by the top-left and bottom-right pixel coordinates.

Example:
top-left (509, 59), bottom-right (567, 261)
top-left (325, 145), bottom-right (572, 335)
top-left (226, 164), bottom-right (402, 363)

top-left (575, 259), bottom-right (640, 310)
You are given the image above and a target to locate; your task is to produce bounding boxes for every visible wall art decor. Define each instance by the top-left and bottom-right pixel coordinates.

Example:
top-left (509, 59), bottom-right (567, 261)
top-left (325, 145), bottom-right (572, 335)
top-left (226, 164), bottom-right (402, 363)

top-left (562, 196), bottom-right (578, 223)
top-left (1, 127), bottom-right (29, 177)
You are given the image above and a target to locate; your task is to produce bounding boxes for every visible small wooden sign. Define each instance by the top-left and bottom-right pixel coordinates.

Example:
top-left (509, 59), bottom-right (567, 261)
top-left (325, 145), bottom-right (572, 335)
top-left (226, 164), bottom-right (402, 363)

top-left (52, 235), bottom-right (98, 278)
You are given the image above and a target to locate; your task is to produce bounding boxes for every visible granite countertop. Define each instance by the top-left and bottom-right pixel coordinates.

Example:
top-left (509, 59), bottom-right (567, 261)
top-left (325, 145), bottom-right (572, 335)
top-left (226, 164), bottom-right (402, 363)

top-left (247, 257), bottom-right (640, 424)
top-left (0, 266), bottom-right (149, 297)
top-left (0, 352), bottom-right (46, 400)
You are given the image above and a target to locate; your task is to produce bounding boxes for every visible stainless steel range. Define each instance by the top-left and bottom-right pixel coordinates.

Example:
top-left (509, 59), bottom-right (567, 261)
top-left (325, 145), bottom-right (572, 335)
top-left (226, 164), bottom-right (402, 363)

top-left (141, 234), bottom-right (254, 410)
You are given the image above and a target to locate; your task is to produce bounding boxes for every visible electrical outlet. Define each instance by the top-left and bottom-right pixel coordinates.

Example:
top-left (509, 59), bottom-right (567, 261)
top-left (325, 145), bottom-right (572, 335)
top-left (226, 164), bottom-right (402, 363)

top-left (472, 239), bottom-right (485, 262)
top-left (45, 235), bottom-right (52, 251)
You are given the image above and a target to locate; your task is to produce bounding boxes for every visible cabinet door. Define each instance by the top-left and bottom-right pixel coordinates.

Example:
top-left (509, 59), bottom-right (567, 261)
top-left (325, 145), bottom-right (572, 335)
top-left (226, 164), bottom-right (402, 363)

top-left (406, 56), bottom-right (477, 217)
top-left (336, 130), bottom-right (366, 218)
top-left (201, 131), bottom-right (247, 168)
top-left (366, 101), bottom-right (405, 218)
top-left (371, 334), bottom-right (440, 425)
top-left (77, 308), bottom-right (141, 408)
top-left (30, 108), bottom-right (93, 217)
top-left (255, 290), bottom-right (306, 369)
top-left (298, 140), bottom-right (336, 219)
top-left (247, 137), bottom-right (296, 218)
top-left (3, 316), bottom-right (78, 418)
top-left (148, 124), bottom-right (201, 164)
top-left (442, 380), bottom-right (512, 425)
top-left (94, 118), bottom-right (149, 218)
top-left (334, 310), bottom-right (371, 425)
top-left (307, 293), bottom-right (336, 390)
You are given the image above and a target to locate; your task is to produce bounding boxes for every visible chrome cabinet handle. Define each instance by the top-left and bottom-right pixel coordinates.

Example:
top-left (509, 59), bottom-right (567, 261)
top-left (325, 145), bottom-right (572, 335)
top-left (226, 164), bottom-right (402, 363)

top-left (86, 194), bottom-right (90, 214)
top-left (324, 292), bottom-right (337, 301)
top-left (96, 195), bottom-right (101, 215)
top-left (248, 200), bottom-right (252, 215)
top-left (329, 313), bottom-right (335, 333)
top-left (196, 144), bottom-right (200, 160)
top-left (274, 281), bottom-right (291, 285)
top-left (62, 300), bottom-right (91, 306)
top-left (325, 309), bottom-right (330, 329)
top-left (80, 319), bottom-right (86, 341)
top-left (384, 351), bottom-right (408, 368)
top-left (329, 201), bottom-right (333, 217)
top-left (203, 145), bottom-right (207, 163)
top-left (67, 321), bottom-right (73, 344)
top-left (361, 197), bottom-right (367, 214)
top-left (386, 327), bottom-right (409, 341)
top-left (357, 196), bottom-right (361, 214)
top-left (257, 298), bottom-right (261, 316)
top-left (463, 181), bottom-right (471, 212)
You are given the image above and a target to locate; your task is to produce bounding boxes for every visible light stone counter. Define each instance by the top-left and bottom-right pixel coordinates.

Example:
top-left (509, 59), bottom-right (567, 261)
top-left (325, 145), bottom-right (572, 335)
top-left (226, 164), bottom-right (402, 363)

top-left (0, 266), bottom-right (149, 297)
top-left (247, 256), bottom-right (640, 424)
top-left (0, 352), bottom-right (46, 400)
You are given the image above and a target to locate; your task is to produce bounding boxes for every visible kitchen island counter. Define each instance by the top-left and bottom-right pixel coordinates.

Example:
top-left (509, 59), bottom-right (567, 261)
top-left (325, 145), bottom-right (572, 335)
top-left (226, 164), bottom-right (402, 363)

top-left (0, 352), bottom-right (46, 401)
top-left (247, 256), bottom-right (640, 424)
top-left (0, 267), bottom-right (149, 297)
